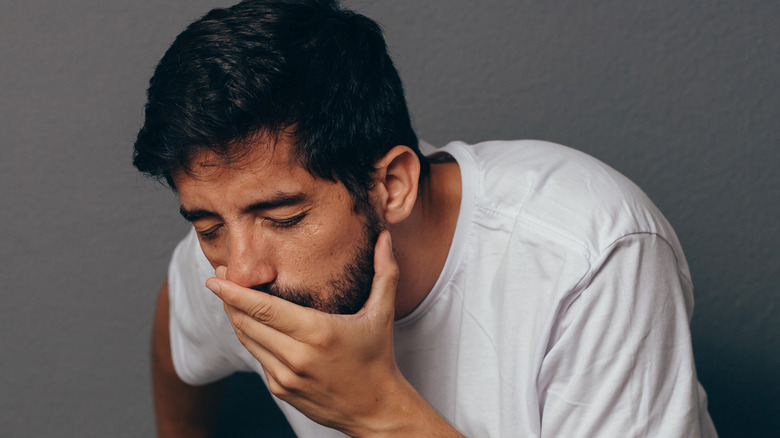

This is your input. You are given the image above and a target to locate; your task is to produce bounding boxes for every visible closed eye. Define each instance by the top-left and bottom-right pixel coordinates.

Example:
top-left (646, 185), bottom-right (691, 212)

top-left (198, 224), bottom-right (223, 241)
top-left (267, 211), bottom-right (308, 229)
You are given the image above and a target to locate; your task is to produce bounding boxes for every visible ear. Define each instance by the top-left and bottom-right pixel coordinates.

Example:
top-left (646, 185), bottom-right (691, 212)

top-left (371, 145), bottom-right (420, 224)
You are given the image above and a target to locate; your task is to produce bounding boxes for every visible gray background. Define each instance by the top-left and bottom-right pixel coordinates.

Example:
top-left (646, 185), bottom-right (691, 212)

top-left (1, 0), bottom-right (777, 436)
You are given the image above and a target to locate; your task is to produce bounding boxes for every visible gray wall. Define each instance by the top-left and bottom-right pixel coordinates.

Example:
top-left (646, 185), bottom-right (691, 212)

top-left (1, 0), bottom-right (777, 436)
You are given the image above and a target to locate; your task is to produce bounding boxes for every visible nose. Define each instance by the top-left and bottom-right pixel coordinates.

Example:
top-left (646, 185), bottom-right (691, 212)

top-left (224, 228), bottom-right (276, 289)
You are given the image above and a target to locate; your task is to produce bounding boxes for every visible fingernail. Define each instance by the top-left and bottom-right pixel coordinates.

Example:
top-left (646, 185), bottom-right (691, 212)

top-left (216, 266), bottom-right (227, 279)
top-left (205, 278), bottom-right (221, 294)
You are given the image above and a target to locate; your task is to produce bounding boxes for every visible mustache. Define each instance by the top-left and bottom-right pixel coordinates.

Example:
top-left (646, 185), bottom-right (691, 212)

top-left (250, 282), bottom-right (317, 310)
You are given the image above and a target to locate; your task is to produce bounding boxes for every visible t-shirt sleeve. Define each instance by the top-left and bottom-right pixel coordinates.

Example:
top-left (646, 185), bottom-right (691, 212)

top-left (538, 233), bottom-right (717, 437)
top-left (167, 228), bottom-right (253, 385)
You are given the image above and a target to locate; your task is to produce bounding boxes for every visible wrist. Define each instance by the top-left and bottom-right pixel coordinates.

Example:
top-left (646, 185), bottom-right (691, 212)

top-left (347, 375), bottom-right (463, 438)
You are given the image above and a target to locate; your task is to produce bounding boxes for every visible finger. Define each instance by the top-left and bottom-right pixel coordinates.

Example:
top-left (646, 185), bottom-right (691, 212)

top-left (236, 330), bottom-right (305, 402)
top-left (222, 302), bottom-right (307, 369)
top-left (206, 276), bottom-right (324, 337)
top-left (361, 230), bottom-right (399, 320)
top-left (224, 311), bottom-right (290, 387)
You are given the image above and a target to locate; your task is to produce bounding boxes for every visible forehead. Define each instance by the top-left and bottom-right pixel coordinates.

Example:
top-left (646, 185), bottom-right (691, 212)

top-left (172, 145), bottom-right (331, 218)
top-left (174, 134), bottom-right (313, 188)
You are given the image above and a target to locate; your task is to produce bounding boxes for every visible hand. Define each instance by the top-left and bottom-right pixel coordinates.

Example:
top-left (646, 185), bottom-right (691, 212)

top-left (205, 231), bottom-right (413, 435)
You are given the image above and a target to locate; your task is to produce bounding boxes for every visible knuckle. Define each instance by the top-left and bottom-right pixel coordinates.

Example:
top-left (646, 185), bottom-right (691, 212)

top-left (275, 367), bottom-right (304, 392)
top-left (267, 378), bottom-right (288, 398)
top-left (231, 312), bottom-right (250, 334)
top-left (389, 263), bottom-right (400, 281)
top-left (249, 301), bottom-right (275, 323)
top-left (305, 324), bottom-right (333, 348)
top-left (385, 263), bottom-right (400, 285)
top-left (286, 355), bottom-right (313, 379)
top-left (302, 331), bottom-right (324, 348)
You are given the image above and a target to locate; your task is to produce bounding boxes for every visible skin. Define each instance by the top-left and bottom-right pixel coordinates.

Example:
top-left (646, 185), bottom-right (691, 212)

top-left (158, 134), bottom-right (464, 436)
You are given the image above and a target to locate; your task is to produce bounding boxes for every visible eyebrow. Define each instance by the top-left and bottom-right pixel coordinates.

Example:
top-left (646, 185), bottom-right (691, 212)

top-left (179, 192), bottom-right (309, 223)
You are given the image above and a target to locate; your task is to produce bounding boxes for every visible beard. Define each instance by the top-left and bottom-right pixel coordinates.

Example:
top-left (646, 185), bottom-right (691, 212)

top-left (255, 207), bottom-right (384, 314)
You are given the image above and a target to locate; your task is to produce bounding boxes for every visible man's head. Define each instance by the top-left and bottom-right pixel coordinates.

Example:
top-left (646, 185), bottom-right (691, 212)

top-left (133, 0), bottom-right (429, 208)
top-left (134, 0), bottom-right (426, 313)
top-left (171, 134), bottom-right (420, 315)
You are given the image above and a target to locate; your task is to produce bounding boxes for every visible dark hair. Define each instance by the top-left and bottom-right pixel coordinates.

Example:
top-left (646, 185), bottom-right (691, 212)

top-left (133, 0), bottom-right (428, 206)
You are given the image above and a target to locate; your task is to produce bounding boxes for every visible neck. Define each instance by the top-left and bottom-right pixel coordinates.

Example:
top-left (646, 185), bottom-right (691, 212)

top-left (388, 157), bottom-right (462, 318)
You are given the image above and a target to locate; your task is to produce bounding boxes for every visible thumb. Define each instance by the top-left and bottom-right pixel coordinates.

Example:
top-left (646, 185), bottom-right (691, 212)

top-left (361, 230), bottom-right (399, 320)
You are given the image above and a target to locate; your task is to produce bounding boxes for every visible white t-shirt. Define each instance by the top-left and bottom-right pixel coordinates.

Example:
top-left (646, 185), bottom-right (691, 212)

top-left (168, 140), bottom-right (717, 437)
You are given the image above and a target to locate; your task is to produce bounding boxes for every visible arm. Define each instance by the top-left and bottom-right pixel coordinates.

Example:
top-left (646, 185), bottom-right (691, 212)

top-left (538, 234), bottom-right (715, 437)
top-left (206, 232), bottom-right (464, 437)
top-left (151, 279), bottom-right (226, 438)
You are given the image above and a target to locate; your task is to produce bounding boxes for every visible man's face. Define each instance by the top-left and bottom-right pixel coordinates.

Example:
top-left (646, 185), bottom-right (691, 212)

top-left (173, 137), bottom-right (383, 314)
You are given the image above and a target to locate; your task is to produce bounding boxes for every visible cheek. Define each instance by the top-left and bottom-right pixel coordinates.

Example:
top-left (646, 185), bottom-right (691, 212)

top-left (278, 215), bottom-right (362, 282)
top-left (291, 221), bottom-right (344, 263)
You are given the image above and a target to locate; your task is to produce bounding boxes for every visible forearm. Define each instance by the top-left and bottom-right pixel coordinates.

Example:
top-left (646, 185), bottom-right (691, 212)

top-left (152, 357), bottom-right (226, 437)
top-left (152, 279), bottom-right (226, 437)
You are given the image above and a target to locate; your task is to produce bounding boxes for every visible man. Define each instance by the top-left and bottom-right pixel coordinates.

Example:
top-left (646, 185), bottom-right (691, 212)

top-left (134, 0), bottom-right (717, 436)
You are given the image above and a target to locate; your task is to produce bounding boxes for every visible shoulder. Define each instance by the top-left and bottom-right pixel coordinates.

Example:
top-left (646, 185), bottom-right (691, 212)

top-left (439, 140), bottom-right (687, 270)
